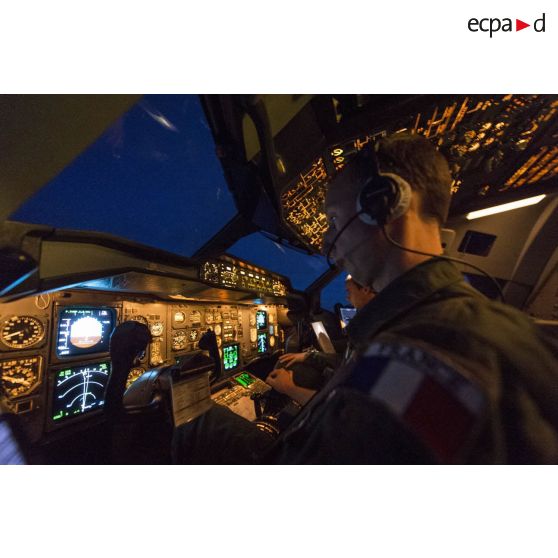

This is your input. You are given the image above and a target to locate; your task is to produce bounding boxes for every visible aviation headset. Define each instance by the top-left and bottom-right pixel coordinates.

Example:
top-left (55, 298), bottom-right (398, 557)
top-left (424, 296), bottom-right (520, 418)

top-left (325, 141), bottom-right (505, 302)
top-left (355, 142), bottom-right (412, 227)
top-left (325, 142), bottom-right (411, 265)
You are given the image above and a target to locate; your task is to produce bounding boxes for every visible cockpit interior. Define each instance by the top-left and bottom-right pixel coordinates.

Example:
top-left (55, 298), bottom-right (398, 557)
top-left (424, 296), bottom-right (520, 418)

top-left (1, 94), bottom-right (557, 464)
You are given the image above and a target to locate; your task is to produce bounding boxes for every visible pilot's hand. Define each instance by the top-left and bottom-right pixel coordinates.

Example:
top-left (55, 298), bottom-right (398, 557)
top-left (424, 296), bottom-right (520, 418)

top-left (278, 352), bottom-right (309, 368)
top-left (266, 368), bottom-right (296, 395)
top-left (266, 368), bottom-right (316, 406)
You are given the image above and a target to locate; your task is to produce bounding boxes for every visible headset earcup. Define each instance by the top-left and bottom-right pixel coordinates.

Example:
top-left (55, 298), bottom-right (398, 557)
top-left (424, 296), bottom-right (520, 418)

top-left (384, 172), bottom-right (412, 222)
top-left (357, 172), bottom-right (412, 225)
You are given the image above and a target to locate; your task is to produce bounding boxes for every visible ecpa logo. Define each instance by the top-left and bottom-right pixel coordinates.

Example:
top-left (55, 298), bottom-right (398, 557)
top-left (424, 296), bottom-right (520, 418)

top-left (468, 13), bottom-right (546, 37)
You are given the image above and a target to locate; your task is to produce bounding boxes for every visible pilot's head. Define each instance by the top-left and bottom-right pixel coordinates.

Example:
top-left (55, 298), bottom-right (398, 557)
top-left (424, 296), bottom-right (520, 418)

top-left (345, 274), bottom-right (376, 310)
top-left (323, 133), bottom-right (452, 290)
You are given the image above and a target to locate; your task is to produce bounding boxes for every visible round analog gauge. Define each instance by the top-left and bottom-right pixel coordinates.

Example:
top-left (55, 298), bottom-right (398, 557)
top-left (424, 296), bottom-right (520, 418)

top-left (189, 328), bottom-right (200, 342)
top-left (1, 316), bottom-right (45, 349)
top-left (149, 321), bottom-right (164, 337)
top-left (269, 335), bottom-right (276, 348)
top-left (205, 312), bottom-right (213, 324)
top-left (172, 330), bottom-right (187, 351)
top-left (214, 312), bottom-right (222, 323)
top-left (126, 367), bottom-right (145, 389)
top-left (249, 314), bottom-right (256, 327)
top-left (214, 324), bottom-right (222, 336)
top-left (174, 311), bottom-right (186, 324)
top-left (0, 356), bottom-right (42, 399)
top-left (130, 315), bottom-right (148, 326)
top-left (250, 328), bottom-right (257, 343)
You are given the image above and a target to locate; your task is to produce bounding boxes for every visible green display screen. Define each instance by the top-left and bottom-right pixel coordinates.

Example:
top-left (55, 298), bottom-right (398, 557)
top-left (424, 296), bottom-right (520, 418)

top-left (257, 332), bottom-right (268, 353)
top-left (234, 372), bottom-right (255, 388)
top-left (223, 343), bottom-right (240, 371)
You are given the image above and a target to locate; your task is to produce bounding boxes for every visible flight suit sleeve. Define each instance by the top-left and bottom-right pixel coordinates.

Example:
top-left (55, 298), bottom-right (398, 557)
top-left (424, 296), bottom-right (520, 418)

top-left (267, 339), bottom-right (489, 464)
top-left (270, 388), bottom-right (437, 464)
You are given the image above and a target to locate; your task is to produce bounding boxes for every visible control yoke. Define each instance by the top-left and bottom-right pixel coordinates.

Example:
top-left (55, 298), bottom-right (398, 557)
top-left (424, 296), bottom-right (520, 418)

top-left (198, 329), bottom-right (222, 381)
top-left (106, 321), bottom-right (152, 417)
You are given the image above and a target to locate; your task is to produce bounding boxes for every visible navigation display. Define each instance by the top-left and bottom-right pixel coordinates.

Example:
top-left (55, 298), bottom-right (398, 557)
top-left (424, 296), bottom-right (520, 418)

top-left (56, 307), bottom-right (116, 357)
top-left (51, 362), bottom-right (111, 422)
top-left (257, 332), bottom-right (268, 354)
top-left (223, 343), bottom-right (240, 372)
top-left (256, 310), bottom-right (267, 330)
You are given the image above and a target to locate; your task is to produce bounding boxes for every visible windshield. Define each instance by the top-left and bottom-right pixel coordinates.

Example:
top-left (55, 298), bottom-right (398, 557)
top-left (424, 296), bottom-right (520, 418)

top-left (10, 95), bottom-right (236, 257)
top-left (320, 272), bottom-right (349, 312)
top-left (228, 233), bottom-right (330, 290)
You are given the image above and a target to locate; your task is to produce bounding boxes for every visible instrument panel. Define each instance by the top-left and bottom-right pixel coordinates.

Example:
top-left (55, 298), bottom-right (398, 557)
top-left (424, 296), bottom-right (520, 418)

top-left (0, 290), bottom-right (285, 442)
top-left (1, 316), bottom-right (45, 349)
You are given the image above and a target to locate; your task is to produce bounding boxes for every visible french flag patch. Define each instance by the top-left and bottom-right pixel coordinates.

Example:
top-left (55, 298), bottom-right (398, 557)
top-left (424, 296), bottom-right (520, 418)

top-left (346, 342), bottom-right (487, 464)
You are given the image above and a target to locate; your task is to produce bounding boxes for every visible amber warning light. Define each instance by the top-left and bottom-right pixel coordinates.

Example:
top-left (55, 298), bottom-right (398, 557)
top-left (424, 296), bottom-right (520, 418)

top-left (468, 13), bottom-right (546, 37)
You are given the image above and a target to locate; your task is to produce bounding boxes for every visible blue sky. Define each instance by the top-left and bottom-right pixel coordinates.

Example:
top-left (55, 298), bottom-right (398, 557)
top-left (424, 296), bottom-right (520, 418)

top-left (11, 95), bottom-right (344, 305)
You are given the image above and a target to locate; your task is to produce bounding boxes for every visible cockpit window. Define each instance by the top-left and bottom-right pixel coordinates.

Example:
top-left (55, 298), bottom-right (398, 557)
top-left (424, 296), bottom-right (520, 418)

top-left (10, 95), bottom-right (236, 257)
top-left (228, 233), bottom-right (330, 290)
top-left (320, 272), bottom-right (349, 312)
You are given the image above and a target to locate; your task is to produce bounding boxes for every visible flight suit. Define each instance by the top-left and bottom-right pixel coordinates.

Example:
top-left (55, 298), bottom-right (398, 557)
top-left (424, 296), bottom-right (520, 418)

top-left (264, 258), bottom-right (558, 464)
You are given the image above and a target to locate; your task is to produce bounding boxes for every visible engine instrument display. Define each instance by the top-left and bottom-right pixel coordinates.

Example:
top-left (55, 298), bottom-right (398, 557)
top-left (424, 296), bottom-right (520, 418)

top-left (56, 307), bottom-right (115, 358)
top-left (256, 310), bottom-right (267, 330)
top-left (51, 362), bottom-right (111, 421)
top-left (257, 332), bottom-right (268, 354)
top-left (1, 316), bottom-right (45, 350)
top-left (0, 356), bottom-right (42, 399)
top-left (223, 343), bottom-right (240, 372)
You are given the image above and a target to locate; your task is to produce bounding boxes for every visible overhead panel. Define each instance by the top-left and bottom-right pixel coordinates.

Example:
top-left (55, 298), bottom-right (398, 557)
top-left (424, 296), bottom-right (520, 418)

top-left (279, 95), bottom-right (558, 252)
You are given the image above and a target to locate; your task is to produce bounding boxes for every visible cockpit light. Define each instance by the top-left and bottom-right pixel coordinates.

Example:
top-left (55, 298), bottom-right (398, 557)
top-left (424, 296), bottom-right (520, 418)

top-left (466, 194), bottom-right (546, 220)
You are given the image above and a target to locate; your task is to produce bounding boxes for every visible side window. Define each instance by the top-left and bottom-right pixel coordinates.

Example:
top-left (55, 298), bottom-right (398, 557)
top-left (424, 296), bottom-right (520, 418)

top-left (320, 273), bottom-right (348, 312)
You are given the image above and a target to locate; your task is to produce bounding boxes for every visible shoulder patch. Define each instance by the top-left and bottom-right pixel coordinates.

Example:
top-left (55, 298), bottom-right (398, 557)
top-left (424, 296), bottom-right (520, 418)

top-left (345, 341), bottom-right (487, 463)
